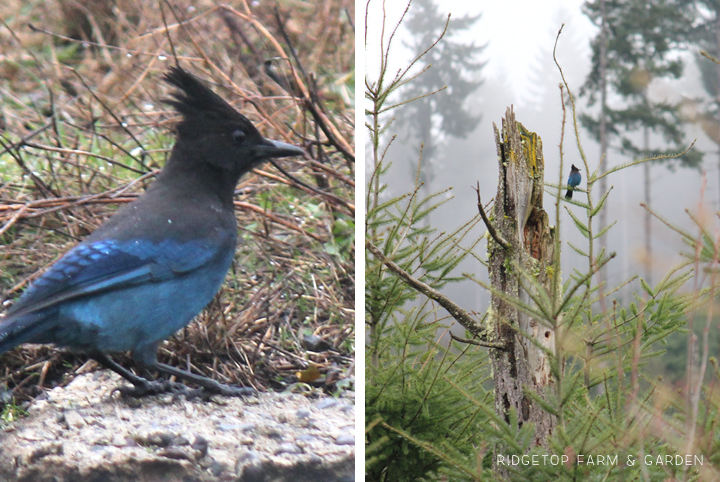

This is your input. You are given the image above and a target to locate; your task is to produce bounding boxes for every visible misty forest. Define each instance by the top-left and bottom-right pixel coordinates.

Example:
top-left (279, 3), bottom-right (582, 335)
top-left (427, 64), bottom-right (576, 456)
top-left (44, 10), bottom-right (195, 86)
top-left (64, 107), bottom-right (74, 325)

top-left (366, 0), bottom-right (720, 480)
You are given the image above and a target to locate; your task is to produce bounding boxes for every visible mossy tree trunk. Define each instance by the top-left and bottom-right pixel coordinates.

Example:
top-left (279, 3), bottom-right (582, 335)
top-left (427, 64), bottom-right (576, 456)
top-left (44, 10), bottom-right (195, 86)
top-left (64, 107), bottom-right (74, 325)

top-left (488, 108), bottom-right (557, 450)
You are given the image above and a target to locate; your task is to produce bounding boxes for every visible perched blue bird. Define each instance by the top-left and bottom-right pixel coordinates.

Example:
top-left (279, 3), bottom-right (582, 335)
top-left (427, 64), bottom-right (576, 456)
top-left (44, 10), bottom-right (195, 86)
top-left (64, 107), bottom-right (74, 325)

top-left (565, 164), bottom-right (582, 200)
top-left (0, 67), bottom-right (304, 397)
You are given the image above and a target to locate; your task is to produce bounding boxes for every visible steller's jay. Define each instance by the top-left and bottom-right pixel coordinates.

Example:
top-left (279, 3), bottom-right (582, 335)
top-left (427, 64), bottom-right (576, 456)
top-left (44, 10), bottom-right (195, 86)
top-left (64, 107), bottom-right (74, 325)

top-left (0, 67), bottom-right (304, 397)
top-left (565, 164), bottom-right (581, 200)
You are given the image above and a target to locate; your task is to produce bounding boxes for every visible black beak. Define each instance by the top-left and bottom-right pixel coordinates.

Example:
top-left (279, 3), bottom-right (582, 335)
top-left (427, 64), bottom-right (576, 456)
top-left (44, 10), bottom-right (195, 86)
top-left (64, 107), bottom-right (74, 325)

top-left (257, 138), bottom-right (305, 159)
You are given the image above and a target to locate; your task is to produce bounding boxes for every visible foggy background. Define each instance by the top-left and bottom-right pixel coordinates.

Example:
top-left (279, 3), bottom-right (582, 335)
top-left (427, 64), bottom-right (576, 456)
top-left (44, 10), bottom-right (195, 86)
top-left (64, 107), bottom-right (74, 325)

top-left (366, 0), bottom-right (717, 324)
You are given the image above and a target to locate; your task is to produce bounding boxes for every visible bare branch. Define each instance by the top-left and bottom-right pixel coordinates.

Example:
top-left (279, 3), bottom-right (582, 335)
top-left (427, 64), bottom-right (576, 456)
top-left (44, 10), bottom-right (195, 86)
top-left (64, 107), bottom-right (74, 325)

top-left (474, 182), bottom-right (509, 250)
top-left (450, 332), bottom-right (505, 349)
top-left (366, 240), bottom-right (494, 343)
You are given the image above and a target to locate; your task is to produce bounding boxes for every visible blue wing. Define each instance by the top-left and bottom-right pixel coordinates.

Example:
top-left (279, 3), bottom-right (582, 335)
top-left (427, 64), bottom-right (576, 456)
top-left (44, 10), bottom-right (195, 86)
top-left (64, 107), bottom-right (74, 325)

top-left (6, 238), bottom-right (226, 318)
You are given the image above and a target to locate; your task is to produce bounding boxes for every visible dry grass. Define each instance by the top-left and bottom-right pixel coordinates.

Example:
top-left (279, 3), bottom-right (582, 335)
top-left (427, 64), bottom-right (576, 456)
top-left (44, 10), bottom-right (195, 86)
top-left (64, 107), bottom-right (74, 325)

top-left (0, 0), bottom-right (354, 402)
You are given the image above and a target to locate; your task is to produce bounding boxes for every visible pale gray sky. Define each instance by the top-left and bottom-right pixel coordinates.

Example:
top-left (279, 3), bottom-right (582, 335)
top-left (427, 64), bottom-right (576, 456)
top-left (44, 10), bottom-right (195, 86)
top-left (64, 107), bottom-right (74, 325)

top-left (365, 0), bottom-right (595, 102)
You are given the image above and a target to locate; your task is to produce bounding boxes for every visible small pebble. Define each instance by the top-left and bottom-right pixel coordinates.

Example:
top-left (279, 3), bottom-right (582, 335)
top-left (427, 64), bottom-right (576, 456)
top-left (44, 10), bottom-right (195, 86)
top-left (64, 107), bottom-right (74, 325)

top-left (334, 434), bottom-right (354, 445)
top-left (143, 431), bottom-right (174, 447)
top-left (295, 434), bottom-right (317, 444)
top-left (158, 447), bottom-right (191, 460)
top-left (262, 426), bottom-right (283, 440)
top-left (192, 435), bottom-right (209, 458)
top-left (27, 442), bottom-right (63, 464)
top-left (174, 435), bottom-right (190, 446)
top-left (236, 449), bottom-right (260, 466)
top-left (209, 460), bottom-right (226, 476)
top-left (315, 399), bottom-right (338, 410)
top-left (64, 411), bottom-right (87, 429)
top-left (275, 442), bottom-right (302, 455)
top-left (217, 423), bottom-right (245, 431)
top-left (296, 409), bottom-right (311, 419)
top-left (235, 449), bottom-right (261, 475)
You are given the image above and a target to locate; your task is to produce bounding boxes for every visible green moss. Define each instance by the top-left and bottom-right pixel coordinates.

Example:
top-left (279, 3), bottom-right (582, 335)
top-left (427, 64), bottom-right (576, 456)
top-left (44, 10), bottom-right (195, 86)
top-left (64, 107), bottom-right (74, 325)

top-left (517, 121), bottom-right (538, 176)
top-left (526, 257), bottom-right (541, 278)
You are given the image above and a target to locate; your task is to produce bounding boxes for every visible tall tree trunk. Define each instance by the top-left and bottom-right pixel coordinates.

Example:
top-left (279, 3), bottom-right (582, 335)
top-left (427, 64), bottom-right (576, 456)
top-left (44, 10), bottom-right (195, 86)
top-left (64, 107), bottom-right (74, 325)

top-left (643, 127), bottom-right (651, 285)
top-left (598, 0), bottom-right (609, 283)
top-left (715, 7), bottom-right (720, 210)
top-left (489, 108), bottom-right (557, 464)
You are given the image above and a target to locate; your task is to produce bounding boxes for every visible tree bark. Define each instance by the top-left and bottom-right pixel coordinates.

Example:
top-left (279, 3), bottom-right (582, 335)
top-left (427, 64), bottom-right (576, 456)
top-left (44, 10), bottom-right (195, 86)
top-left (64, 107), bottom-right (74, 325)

top-left (643, 126), bottom-right (651, 285)
top-left (489, 108), bottom-right (557, 456)
top-left (715, 6), bottom-right (720, 210)
top-left (598, 0), bottom-right (609, 285)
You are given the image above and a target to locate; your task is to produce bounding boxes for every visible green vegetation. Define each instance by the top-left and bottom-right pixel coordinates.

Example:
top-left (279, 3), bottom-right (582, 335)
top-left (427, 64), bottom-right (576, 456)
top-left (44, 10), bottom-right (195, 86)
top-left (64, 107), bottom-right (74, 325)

top-left (365, 1), bottom-right (720, 480)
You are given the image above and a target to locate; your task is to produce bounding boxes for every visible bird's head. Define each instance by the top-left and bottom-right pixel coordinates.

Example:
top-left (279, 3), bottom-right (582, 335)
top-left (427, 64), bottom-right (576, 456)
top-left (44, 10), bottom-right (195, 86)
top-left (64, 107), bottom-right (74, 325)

top-left (571, 164), bottom-right (581, 172)
top-left (163, 67), bottom-right (303, 177)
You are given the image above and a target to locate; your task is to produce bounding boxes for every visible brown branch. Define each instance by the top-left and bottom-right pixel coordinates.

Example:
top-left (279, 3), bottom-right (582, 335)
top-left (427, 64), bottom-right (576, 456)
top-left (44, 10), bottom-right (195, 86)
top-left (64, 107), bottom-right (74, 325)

top-left (268, 7), bottom-right (355, 164)
top-left (449, 332), bottom-right (504, 349)
top-left (366, 240), bottom-right (502, 347)
top-left (266, 158), bottom-right (354, 214)
top-left (305, 158), bottom-right (355, 188)
top-left (21, 141), bottom-right (147, 175)
top-left (0, 192), bottom-right (326, 243)
top-left (474, 182), bottom-right (509, 250)
top-left (68, 69), bottom-right (146, 154)
top-left (0, 135), bottom-right (57, 198)
top-left (253, 166), bottom-right (354, 214)
top-left (234, 201), bottom-right (325, 242)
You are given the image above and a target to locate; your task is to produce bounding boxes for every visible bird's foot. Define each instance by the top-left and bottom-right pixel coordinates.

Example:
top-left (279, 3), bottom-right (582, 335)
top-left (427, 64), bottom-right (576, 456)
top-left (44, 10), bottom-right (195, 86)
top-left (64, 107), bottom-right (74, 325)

top-left (115, 378), bottom-right (188, 398)
top-left (205, 385), bottom-right (256, 398)
top-left (115, 379), bottom-right (254, 399)
top-left (152, 362), bottom-right (256, 398)
top-left (177, 383), bottom-right (255, 400)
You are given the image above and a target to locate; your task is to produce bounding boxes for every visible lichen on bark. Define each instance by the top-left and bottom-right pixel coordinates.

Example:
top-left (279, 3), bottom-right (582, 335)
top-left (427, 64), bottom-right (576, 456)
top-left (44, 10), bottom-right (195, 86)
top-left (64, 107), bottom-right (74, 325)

top-left (488, 107), bottom-right (557, 452)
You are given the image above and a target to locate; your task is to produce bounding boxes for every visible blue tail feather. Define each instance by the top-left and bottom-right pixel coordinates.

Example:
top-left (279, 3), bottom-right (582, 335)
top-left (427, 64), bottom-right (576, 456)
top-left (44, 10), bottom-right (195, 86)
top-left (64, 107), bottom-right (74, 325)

top-left (0, 311), bottom-right (55, 354)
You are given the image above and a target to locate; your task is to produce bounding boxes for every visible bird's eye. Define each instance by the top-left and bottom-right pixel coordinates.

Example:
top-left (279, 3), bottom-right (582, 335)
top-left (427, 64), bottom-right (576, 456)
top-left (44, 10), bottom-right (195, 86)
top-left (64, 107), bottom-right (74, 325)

top-left (232, 129), bottom-right (246, 144)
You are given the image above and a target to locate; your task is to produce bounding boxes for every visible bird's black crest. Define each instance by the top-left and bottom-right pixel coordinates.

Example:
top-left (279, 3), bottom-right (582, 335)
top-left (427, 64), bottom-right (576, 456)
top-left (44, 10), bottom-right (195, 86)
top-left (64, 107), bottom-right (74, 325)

top-left (163, 67), bottom-right (252, 130)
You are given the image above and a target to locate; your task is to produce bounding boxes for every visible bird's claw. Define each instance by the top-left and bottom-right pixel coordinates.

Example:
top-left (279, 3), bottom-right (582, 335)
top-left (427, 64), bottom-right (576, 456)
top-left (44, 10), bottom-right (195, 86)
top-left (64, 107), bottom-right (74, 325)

top-left (115, 379), bottom-right (255, 399)
top-left (115, 379), bottom-right (186, 398)
top-left (213, 386), bottom-right (256, 397)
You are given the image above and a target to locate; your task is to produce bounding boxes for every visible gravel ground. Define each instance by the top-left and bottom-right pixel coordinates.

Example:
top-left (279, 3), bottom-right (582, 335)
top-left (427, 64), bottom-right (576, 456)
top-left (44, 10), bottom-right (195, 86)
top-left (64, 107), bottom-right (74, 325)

top-left (0, 370), bottom-right (355, 482)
